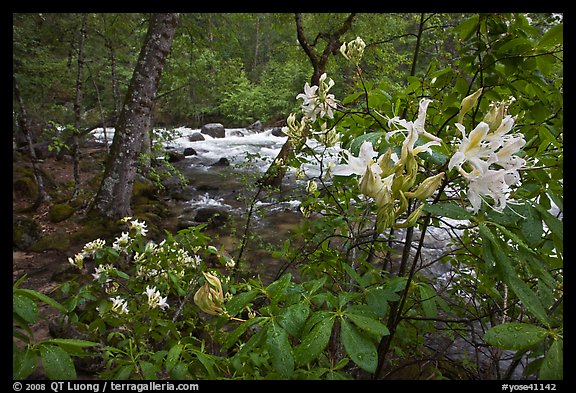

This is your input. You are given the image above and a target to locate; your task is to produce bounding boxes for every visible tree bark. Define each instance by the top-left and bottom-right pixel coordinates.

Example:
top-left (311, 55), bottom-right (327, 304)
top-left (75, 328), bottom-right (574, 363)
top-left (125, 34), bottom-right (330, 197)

top-left (13, 75), bottom-right (51, 205)
top-left (90, 13), bottom-right (179, 219)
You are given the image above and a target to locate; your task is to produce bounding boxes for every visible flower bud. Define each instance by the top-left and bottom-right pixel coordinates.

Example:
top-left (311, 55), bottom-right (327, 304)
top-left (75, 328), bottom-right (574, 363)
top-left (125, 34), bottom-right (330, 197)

top-left (394, 203), bottom-right (425, 229)
top-left (483, 102), bottom-right (505, 132)
top-left (405, 172), bottom-right (445, 201)
top-left (194, 272), bottom-right (226, 316)
top-left (340, 36), bottom-right (366, 65)
top-left (457, 87), bottom-right (483, 124)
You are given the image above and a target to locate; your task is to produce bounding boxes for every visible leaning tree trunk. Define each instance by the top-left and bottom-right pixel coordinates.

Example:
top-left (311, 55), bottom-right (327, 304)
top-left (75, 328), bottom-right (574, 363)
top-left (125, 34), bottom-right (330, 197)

top-left (90, 13), bottom-right (179, 220)
top-left (13, 75), bottom-right (51, 206)
top-left (259, 12), bottom-right (356, 188)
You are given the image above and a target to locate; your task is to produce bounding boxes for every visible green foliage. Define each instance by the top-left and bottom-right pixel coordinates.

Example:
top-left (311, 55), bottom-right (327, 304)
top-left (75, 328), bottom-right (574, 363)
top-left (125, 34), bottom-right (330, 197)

top-left (13, 275), bottom-right (99, 380)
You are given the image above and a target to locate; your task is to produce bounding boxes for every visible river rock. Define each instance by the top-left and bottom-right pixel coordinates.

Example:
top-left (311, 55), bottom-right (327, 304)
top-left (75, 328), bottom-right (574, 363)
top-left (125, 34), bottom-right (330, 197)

top-left (194, 207), bottom-right (229, 228)
top-left (271, 127), bottom-right (286, 137)
top-left (210, 157), bottom-right (230, 166)
top-left (188, 132), bottom-right (205, 142)
top-left (201, 123), bottom-right (225, 138)
top-left (247, 120), bottom-right (264, 133)
top-left (167, 151), bottom-right (185, 163)
top-left (183, 147), bottom-right (197, 156)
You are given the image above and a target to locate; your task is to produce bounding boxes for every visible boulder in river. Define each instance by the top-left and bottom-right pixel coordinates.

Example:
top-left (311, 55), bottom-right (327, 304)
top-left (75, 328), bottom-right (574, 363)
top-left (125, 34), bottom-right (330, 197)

top-left (183, 147), bottom-right (197, 156)
top-left (188, 132), bottom-right (205, 142)
top-left (194, 207), bottom-right (229, 228)
top-left (210, 157), bottom-right (230, 166)
top-left (247, 120), bottom-right (264, 133)
top-left (201, 123), bottom-right (225, 138)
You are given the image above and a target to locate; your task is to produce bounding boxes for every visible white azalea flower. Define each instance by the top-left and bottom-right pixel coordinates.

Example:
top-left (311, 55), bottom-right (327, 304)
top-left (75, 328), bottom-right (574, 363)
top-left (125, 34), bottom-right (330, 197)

top-left (448, 122), bottom-right (495, 173)
top-left (112, 232), bottom-right (131, 251)
top-left (130, 219), bottom-right (148, 236)
top-left (388, 98), bottom-right (442, 159)
top-left (466, 169), bottom-right (513, 213)
top-left (110, 296), bottom-right (129, 315)
top-left (331, 141), bottom-right (379, 177)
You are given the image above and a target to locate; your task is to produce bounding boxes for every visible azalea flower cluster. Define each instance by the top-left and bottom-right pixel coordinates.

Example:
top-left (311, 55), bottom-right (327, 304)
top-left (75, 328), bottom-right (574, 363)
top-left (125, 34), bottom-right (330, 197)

top-left (120, 216), bottom-right (148, 237)
top-left (143, 285), bottom-right (170, 310)
top-left (331, 98), bottom-right (445, 229)
top-left (448, 98), bottom-right (525, 213)
top-left (340, 36), bottom-right (366, 66)
top-left (68, 238), bottom-right (106, 269)
top-left (296, 73), bottom-right (338, 122)
top-left (330, 93), bottom-right (526, 218)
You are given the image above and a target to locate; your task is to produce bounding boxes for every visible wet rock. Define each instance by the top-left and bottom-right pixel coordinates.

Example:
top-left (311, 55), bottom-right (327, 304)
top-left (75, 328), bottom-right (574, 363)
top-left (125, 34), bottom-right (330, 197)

top-left (228, 130), bottom-right (245, 137)
top-left (247, 120), bottom-right (264, 133)
top-left (167, 151), bottom-right (185, 163)
top-left (201, 123), bottom-right (225, 138)
top-left (194, 207), bottom-right (229, 228)
top-left (210, 157), bottom-right (230, 166)
top-left (183, 147), bottom-right (197, 156)
top-left (188, 132), bottom-right (205, 142)
top-left (271, 127), bottom-right (286, 137)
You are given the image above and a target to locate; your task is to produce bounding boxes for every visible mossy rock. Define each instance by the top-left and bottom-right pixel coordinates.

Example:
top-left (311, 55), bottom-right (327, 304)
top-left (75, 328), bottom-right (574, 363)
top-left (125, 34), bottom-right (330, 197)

top-left (13, 177), bottom-right (39, 200)
top-left (13, 217), bottom-right (42, 250)
top-left (48, 203), bottom-right (75, 223)
top-left (71, 213), bottom-right (125, 244)
top-left (29, 232), bottom-right (71, 252)
top-left (132, 179), bottom-right (159, 205)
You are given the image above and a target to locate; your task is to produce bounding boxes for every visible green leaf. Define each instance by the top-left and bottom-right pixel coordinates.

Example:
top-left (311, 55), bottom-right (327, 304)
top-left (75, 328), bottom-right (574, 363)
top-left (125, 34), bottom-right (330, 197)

top-left (539, 339), bottom-right (563, 380)
top-left (43, 338), bottom-right (100, 348)
top-left (40, 344), bottom-right (76, 380)
top-left (170, 363), bottom-right (189, 379)
top-left (342, 262), bottom-right (365, 288)
top-left (422, 202), bottom-right (473, 220)
top-left (115, 364), bottom-right (134, 379)
top-left (192, 349), bottom-right (217, 379)
top-left (341, 318), bottom-right (377, 374)
top-left (166, 343), bottom-right (182, 372)
top-left (535, 204), bottom-right (563, 240)
top-left (266, 323), bottom-right (294, 377)
top-left (14, 288), bottom-right (67, 313)
top-left (519, 204), bottom-right (544, 247)
top-left (455, 14), bottom-right (480, 40)
top-left (345, 312), bottom-right (389, 338)
top-left (349, 132), bottom-right (390, 156)
top-left (480, 225), bottom-right (552, 325)
top-left (508, 274), bottom-right (552, 326)
top-left (222, 317), bottom-right (266, 351)
top-left (341, 91), bottom-right (364, 105)
top-left (294, 314), bottom-right (335, 366)
top-left (538, 23), bottom-right (563, 49)
top-left (484, 322), bottom-right (548, 351)
top-left (139, 361), bottom-right (158, 380)
top-left (266, 273), bottom-right (292, 301)
top-left (13, 293), bottom-right (38, 324)
top-left (225, 289), bottom-right (259, 317)
top-left (418, 284), bottom-right (438, 318)
top-left (13, 349), bottom-right (37, 380)
top-left (278, 302), bottom-right (310, 337)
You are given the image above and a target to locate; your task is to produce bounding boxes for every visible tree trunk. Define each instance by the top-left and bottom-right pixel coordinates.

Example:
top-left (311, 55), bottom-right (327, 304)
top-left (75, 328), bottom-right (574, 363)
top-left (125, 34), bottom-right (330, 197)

top-left (71, 13), bottom-right (87, 202)
top-left (13, 75), bottom-right (51, 205)
top-left (90, 13), bottom-right (179, 220)
top-left (259, 13), bottom-right (355, 188)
